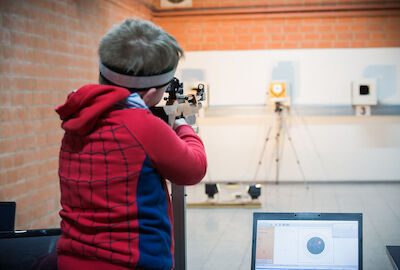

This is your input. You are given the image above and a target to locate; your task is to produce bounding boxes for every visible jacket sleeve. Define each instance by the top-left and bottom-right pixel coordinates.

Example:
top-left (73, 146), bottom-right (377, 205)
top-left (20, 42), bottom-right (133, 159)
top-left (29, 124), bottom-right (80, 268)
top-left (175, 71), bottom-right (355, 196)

top-left (124, 110), bottom-right (207, 185)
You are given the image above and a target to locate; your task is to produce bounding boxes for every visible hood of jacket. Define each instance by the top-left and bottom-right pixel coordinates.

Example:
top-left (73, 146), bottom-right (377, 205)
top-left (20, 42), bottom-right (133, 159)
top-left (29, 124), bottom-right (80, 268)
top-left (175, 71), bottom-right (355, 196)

top-left (55, 84), bottom-right (131, 135)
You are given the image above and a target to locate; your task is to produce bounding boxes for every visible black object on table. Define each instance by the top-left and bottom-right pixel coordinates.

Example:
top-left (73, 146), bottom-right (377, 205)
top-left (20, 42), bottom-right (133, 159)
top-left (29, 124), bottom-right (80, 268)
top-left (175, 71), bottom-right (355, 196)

top-left (387, 246), bottom-right (400, 270)
top-left (0, 201), bottom-right (16, 232)
top-left (0, 228), bottom-right (61, 270)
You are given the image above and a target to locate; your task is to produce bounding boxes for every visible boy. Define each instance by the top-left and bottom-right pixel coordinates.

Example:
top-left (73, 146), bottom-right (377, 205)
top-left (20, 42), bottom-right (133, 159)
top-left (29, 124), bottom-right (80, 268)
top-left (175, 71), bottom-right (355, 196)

top-left (55, 19), bottom-right (207, 270)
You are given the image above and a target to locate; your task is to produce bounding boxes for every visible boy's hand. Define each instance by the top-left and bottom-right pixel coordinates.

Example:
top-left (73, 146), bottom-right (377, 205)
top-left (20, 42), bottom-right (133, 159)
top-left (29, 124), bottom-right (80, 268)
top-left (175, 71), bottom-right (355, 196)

top-left (173, 118), bottom-right (188, 130)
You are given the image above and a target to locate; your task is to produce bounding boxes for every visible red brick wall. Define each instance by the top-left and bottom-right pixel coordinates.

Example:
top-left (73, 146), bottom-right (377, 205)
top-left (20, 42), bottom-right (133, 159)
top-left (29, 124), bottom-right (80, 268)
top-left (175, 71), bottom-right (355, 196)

top-left (0, 0), bottom-right (151, 229)
top-left (155, 15), bottom-right (400, 51)
top-left (153, 1), bottom-right (400, 51)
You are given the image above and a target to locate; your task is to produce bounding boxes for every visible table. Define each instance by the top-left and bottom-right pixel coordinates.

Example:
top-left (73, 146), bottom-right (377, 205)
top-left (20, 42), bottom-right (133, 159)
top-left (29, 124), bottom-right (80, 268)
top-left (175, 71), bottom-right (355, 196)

top-left (387, 246), bottom-right (400, 270)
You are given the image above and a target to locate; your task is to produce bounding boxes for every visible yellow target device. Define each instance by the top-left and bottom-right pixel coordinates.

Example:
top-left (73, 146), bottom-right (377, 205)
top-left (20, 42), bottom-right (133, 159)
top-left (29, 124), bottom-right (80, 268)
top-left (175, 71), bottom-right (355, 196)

top-left (269, 82), bottom-right (286, 100)
top-left (268, 81), bottom-right (291, 105)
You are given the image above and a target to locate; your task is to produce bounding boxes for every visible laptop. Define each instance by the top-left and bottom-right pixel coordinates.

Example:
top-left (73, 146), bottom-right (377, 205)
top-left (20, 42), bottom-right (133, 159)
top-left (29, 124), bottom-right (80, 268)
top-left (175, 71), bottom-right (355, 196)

top-left (251, 213), bottom-right (362, 270)
top-left (0, 202), bottom-right (16, 232)
top-left (0, 228), bottom-right (62, 270)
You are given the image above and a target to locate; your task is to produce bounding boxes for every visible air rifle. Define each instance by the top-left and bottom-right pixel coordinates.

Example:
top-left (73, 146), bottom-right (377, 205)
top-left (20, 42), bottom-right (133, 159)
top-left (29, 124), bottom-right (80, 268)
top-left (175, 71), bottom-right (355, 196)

top-left (150, 77), bottom-right (205, 270)
top-left (150, 77), bottom-right (205, 131)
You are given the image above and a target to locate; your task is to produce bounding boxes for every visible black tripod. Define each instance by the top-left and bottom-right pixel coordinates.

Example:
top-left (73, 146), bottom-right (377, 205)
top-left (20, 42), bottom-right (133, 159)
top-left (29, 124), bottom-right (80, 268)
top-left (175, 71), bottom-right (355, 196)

top-left (253, 102), bottom-right (307, 186)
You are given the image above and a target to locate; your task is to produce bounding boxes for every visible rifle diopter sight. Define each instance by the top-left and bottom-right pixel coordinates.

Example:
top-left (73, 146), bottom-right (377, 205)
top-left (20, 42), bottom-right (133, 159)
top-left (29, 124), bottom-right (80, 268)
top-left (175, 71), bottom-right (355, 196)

top-left (165, 77), bottom-right (205, 105)
top-left (165, 77), bottom-right (184, 103)
top-left (162, 77), bottom-right (206, 129)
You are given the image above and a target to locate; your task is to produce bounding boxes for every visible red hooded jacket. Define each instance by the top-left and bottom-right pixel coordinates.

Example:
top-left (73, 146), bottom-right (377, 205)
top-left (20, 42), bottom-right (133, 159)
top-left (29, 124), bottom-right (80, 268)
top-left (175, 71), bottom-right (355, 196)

top-left (55, 84), bottom-right (207, 270)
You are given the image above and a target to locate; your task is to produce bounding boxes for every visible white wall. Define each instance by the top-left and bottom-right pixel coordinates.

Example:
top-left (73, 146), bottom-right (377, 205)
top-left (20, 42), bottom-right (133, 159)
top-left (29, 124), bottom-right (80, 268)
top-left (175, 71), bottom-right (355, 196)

top-left (198, 113), bottom-right (400, 182)
top-left (177, 48), bottom-right (400, 106)
top-left (177, 48), bottom-right (400, 182)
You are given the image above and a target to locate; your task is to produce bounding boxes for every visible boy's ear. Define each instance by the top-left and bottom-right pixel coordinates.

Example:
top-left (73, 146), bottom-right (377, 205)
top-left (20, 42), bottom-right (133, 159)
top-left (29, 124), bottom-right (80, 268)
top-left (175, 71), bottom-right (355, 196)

top-left (140, 87), bottom-right (157, 105)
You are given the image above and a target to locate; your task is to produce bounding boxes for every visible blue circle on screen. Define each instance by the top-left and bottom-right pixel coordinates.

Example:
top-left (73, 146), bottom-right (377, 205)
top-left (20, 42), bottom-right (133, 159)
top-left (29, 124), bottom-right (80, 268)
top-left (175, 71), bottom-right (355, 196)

top-left (307, 237), bottom-right (325, 255)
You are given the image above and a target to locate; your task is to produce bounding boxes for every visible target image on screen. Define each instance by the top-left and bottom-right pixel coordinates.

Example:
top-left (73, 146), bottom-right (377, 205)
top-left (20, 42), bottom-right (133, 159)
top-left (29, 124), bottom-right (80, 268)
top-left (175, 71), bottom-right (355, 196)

top-left (307, 237), bottom-right (325, 255)
top-left (255, 220), bottom-right (359, 270)
top-left (298, 227), bottom-right (333, 265)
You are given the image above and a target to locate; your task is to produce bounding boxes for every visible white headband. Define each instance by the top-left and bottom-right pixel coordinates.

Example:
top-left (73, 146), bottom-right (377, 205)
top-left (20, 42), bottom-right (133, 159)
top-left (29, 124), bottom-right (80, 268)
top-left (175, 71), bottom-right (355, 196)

top-left (99, 61), bottom-right (176, 89)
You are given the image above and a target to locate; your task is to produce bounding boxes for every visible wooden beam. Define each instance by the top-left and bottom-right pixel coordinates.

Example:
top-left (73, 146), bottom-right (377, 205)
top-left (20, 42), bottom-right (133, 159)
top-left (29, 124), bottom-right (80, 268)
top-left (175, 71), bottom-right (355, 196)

top-left (152, 3), bottom-right (400, 19)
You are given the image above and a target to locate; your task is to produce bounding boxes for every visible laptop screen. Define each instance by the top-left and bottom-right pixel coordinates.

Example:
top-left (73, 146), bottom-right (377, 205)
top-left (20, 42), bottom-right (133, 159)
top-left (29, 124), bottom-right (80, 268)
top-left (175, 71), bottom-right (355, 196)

top-left (0, 202), bottom-right (16, 232)
top-left (251, 213), bottom-right (362, 270)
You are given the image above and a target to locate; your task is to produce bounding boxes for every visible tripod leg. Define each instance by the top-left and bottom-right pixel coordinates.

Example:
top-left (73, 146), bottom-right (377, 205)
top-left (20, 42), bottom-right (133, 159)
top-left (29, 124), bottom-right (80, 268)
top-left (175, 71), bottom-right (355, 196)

top-left (282, 108), bottom-right (308, 188)
top-left (275, 108), bottom-right (283, 184)
top-left (253, 110), bottom-right (277, 181)
top-left (291, 107), bottom-right (330, 181)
